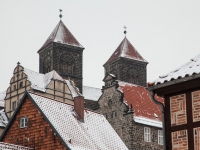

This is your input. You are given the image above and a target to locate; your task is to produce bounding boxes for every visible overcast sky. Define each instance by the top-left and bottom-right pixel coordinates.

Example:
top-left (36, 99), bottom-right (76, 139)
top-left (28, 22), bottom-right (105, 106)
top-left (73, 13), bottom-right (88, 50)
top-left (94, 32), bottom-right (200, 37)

top-left (0, 1), bottom-right (200, 92)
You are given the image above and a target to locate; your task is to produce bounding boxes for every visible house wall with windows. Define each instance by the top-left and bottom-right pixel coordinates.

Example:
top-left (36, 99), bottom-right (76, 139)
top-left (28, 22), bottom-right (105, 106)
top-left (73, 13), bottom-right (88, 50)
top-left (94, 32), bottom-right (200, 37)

top-left (2, 97), bottom-right (66, 149)
top-left (94, 76), bottom-right (164, 150)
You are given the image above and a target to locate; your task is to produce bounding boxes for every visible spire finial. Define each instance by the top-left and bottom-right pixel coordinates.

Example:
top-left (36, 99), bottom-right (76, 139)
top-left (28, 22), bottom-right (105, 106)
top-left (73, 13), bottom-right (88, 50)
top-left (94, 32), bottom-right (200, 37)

top-left (59, 9), bottom-right (63, 20)
top-left (124, 26), bottom-right (127, 35)
top-left (17, 62), bottom-right (20, 65)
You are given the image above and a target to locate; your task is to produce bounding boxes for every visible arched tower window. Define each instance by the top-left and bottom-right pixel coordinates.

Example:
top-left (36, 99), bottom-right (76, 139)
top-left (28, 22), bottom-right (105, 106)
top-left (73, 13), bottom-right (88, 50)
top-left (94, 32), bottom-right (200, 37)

top-left (60, 54), bottom-right (74, 75)
top-left (43, 56), bottom-right (51, 73)
top-left (127, 68), bottom-right (139, 84)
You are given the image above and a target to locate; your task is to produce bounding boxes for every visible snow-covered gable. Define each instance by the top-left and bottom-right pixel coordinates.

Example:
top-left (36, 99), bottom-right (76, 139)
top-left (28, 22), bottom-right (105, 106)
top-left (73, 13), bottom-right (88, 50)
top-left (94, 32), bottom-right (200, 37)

top-left (104, 37), bottom-right (148, 65)
top-left (149, 53), bottom-right (200, 85)
top-left (83, 86), bottom-right (102, 101)
top-left (117, 80), bottom-right (163, 128)
top-left (23, 68), bottom-right (65, 92)
top-left (28, 92), bottom-right (128, 150)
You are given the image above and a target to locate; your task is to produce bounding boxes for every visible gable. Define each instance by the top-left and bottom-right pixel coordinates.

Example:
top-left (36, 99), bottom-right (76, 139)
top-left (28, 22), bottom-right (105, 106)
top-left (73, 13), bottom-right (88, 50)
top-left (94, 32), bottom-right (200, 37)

top-left (1, 95), bottom-right (67, 149)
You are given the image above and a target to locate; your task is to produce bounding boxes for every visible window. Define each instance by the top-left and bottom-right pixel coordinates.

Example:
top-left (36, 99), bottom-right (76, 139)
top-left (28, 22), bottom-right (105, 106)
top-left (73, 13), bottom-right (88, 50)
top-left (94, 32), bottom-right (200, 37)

top-left (20, 117), bottom-right (28, 128)
top-left (19, 82), bottom-right (23, 88)
top-left (12, 101), bottom-right (17, 110)
top-left (112, 111), bottom-right (116, 118)
top-left (158, 130), bottom-right (163, 145)
top-left (104, 114), bottom-right (107, 119)
top-left (144, 127), bottom-right (151, 142)
top-left (13, 85), bottom-right (16, 90)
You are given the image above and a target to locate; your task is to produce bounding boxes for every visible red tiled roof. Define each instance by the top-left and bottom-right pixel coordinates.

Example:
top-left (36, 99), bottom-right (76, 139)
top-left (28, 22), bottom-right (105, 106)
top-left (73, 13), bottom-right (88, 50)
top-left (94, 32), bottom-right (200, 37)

top-left (104, 37), bottom-right (147, 65)
top-left (118, 81), bottom-right (164, 122)
top-left (38, 20), bottom-right (83, 52)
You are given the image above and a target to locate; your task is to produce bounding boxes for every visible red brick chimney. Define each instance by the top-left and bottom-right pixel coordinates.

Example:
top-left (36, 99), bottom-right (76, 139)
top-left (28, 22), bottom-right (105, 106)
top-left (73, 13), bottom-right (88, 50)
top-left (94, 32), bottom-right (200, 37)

top-left (74, 96), bottom-right (84, 122)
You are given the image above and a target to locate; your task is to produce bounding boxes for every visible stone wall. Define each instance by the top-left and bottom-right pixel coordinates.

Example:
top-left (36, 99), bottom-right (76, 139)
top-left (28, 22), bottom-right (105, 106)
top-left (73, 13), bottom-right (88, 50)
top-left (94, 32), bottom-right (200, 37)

top-left (92, 83), bottom-right (163, 150)
top-left (104, 58), bottom-right (147, 87)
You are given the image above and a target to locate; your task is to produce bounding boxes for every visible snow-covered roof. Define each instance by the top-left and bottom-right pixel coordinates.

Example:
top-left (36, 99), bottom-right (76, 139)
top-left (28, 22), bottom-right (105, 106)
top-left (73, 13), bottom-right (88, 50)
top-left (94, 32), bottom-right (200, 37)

top-left (83, 86), bottom-right (102, 101)
top-left (117, 80), bottom-right (163, 127)
top-left (38, 20), bottom-right (83, 52)
top-left (134, 116), bottom-right (162, 128)
top-left (28, 93), bottom-right (127, 150)
top-left (104, 37), bottom-right (148, 65)
top-left (24, 68), bottom-right (65, 92)
top-left (0, 91), bottom-right (6, 107)
top-left (149, 53), bottom-right (200, 86)
top-left (65, 80), bottom-right (80, 98)
top-left (0, 109), bottom-right (8, 127)
top-left (0, 142), bottom-right (33, 150)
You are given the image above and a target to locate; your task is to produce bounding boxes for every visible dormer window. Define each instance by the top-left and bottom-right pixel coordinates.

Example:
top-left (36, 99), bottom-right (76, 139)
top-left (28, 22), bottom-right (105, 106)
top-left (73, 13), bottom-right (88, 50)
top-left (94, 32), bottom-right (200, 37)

top-left (20, 117), bottom-right (28, 128)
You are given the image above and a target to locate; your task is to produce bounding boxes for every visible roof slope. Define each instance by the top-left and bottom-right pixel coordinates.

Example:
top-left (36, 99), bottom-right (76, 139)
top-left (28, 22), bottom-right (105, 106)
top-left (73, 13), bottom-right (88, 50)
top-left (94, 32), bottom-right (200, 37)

top-left (149, 53), bottom-right (200, 86)
top-left (118, 81), bottom-right (163, 127)
top-left (27, 93), bottom-right (127, 150)
top-left (38, 20), bottom-right (83, 52)
top-left (83, 86), bottom-right (102, 101)
top-left (104, 37), bottom-right (147, 65)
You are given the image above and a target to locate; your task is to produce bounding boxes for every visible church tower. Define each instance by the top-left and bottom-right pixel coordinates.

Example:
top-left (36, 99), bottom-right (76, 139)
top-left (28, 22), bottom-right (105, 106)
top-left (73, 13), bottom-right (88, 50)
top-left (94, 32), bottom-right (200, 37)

top-left (38, 20), bottom-right (84, 93)
top-left (103, 34), bottom-right (148, 87)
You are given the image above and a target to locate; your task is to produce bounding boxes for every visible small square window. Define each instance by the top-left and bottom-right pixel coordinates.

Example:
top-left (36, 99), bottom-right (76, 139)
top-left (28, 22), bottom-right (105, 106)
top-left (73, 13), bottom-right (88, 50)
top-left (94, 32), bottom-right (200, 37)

top-left (12, 101), bottom-right (17, 110)
top-left (144, 127), bottom-right (151, 142)
top-left (158, 130), bottom-right (163, 145)
top-left (20, 117), bottom-right (28, 128)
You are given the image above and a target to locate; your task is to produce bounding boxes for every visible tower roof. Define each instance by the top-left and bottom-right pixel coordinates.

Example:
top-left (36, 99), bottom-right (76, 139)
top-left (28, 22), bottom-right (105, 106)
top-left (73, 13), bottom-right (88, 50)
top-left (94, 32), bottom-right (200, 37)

top-left (38, 20), bottom-right (83, 52)
top-left (104, 37), bottom-right (148, 65)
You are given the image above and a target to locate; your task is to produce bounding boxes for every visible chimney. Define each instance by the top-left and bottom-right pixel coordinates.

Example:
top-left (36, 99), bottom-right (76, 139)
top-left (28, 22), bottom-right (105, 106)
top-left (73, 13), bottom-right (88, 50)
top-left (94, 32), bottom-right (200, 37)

top-left (74, 96), bottom-right (84, 122)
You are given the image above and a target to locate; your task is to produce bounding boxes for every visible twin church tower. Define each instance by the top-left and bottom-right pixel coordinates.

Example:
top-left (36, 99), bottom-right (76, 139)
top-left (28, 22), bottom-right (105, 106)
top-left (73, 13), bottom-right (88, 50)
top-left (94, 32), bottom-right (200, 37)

top-left (38, 19), bottom-right (148, 92)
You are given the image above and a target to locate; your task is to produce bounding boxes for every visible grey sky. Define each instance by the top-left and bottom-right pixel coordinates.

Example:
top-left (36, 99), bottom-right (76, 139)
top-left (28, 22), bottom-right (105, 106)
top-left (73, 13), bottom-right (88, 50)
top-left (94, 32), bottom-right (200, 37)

top-left (0, 1), bottom-right (200, 92)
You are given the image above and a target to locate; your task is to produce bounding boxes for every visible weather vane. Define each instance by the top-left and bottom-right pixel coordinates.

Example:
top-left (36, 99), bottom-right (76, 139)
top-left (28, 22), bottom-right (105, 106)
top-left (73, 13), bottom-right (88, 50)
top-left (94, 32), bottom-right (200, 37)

top-left (59, 9), bottom-right (63, 20)
top-left (124, 26), bottom-right (127, 35)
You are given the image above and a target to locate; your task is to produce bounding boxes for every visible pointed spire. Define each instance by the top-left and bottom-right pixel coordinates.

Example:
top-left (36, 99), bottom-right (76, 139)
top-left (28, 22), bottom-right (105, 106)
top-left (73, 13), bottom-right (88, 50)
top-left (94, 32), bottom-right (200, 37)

top-left (104, 37), bottom-right (147, 65)
top-left (38, 20), bottom-right (83, 52)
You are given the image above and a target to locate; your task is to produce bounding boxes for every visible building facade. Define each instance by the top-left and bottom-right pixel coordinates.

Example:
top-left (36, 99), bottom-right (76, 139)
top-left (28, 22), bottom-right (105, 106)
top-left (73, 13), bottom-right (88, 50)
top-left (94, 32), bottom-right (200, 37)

top-left (148, 53), bottom-right (200, 150)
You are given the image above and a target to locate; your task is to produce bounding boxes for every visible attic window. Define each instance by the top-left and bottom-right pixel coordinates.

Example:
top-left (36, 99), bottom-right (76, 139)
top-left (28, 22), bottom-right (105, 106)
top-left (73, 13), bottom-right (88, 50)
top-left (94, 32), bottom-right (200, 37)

top-left (13, 85), bottom-right (16, 91)
top-left (19, 82), bottom-right (23, 88)
top-left (12, 101), bottom-right (17, 110)
top-left (20, 116), bottom-right (28, 128)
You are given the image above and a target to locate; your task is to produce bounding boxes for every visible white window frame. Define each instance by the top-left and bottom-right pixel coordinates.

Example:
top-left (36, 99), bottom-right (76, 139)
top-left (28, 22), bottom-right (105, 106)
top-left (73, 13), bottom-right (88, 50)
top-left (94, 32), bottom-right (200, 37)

top-left (144, 127), bottom-right (151, 142)
top-left (20, 117), bottom-right (28, 128)
top-left (158, 130), bottom-right (163, 145)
